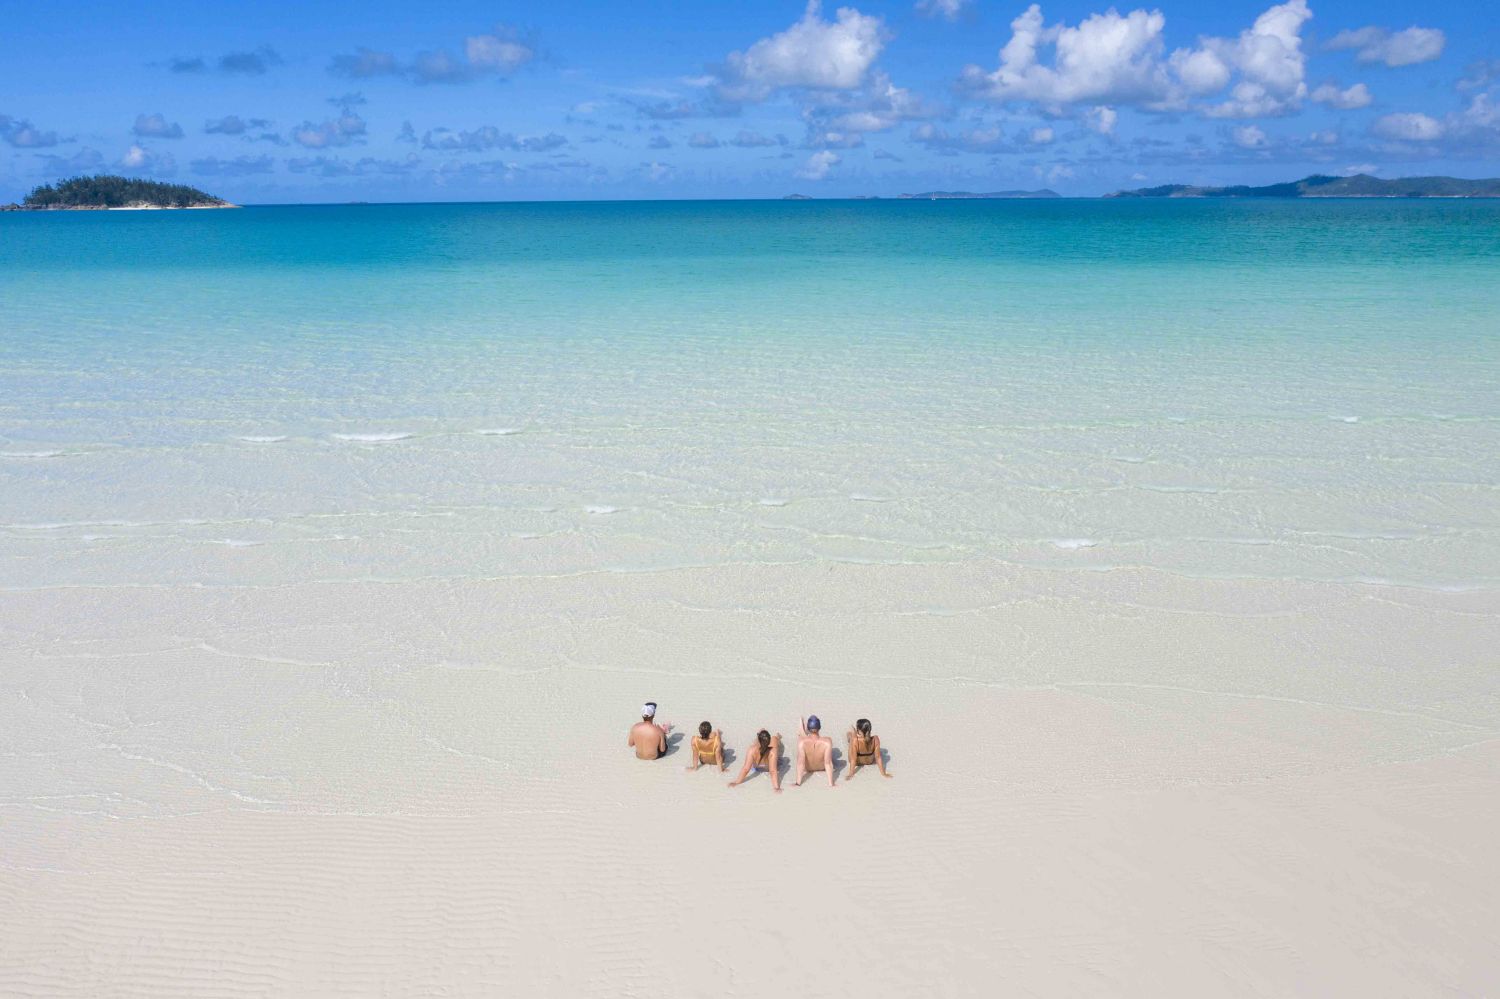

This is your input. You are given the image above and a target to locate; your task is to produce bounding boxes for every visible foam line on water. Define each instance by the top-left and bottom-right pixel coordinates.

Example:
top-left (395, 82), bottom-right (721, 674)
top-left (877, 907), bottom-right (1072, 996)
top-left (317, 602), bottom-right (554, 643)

top-left (331, 432), bottom-right (416, 442)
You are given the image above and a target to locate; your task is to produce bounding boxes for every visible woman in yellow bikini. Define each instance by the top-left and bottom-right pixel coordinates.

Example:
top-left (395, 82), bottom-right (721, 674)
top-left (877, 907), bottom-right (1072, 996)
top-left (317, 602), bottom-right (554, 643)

top-left (686, 721), bottom-right (725, 772)
top-left (727, 729), bottom-right (782, 793)
top-left (846, 718), bottom-right (892, 779)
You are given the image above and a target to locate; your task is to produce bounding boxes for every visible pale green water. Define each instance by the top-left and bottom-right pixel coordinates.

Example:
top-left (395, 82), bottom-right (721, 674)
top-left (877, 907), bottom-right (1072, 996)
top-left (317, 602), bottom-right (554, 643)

top-left (2, 200), bottom-right (1498, 590)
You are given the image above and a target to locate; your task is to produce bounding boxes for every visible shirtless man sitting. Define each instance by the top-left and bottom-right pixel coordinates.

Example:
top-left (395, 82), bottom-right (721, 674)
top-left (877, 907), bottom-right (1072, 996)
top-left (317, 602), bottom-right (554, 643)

top-left (628, 702), bottom-right (672, 760)
top-left (795, 715), bottom-right (837, 788)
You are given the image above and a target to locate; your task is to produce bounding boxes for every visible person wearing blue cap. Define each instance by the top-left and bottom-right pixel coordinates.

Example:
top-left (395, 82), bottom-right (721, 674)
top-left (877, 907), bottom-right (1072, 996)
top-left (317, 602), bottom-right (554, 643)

top-left (795, 715), bottom-right (837, 788)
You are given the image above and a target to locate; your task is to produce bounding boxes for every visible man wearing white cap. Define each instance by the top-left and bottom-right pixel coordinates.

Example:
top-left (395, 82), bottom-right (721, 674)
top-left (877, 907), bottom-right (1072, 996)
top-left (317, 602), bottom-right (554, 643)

top-left (628, 701), bottom-right (673, 760)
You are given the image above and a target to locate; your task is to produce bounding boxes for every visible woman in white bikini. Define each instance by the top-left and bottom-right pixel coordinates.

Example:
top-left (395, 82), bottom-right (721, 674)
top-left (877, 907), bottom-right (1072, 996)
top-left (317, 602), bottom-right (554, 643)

top-left (727, 729), bottom-right (782, 793)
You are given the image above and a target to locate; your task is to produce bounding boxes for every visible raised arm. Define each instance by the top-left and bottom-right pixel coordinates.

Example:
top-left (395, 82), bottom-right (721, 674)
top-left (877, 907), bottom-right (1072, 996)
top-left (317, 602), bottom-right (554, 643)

top-left (728, 746), bottom-right (756, 787)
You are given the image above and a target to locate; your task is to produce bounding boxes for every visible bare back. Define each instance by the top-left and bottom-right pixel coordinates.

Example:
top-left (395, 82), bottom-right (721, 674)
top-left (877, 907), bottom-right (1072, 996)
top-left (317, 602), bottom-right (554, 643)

top-left (799, 735), bottom-right (831, 769)
top-left (629, 721), bottom-right (666, 760)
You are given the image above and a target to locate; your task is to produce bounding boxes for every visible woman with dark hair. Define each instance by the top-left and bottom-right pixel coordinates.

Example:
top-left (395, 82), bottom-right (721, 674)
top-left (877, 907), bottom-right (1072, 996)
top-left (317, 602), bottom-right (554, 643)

top-left (846, 718), bottom-right (892, 779)
top-left (728, 729), bottom-right (782, 793)
top-left (686, 721), bottom-right (725, 772)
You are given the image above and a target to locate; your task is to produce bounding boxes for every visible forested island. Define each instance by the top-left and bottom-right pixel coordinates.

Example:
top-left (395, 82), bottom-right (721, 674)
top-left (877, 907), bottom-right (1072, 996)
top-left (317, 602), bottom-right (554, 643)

top-left (1108, 174), bottom-right (1500, 198)
top-left (2, 175), bottom-right (236, 210)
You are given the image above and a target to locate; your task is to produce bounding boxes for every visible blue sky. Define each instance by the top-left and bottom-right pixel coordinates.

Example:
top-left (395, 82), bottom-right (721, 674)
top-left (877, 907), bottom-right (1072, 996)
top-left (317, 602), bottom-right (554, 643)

top-left (2, 0), bottom-right (1496, 201)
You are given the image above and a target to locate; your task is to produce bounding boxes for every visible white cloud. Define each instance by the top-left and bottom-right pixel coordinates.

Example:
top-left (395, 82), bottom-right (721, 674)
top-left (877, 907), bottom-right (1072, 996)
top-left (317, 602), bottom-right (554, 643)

top-left (962, 0), bottom-right (1313, 120)
top-left (1310, 82), bottom-right (1372, 109)
top-left (421, 127), bottom-right (566, 152)
top-left (465, 32), bottom-right (534, 73)
top-left (797, 149), bottom-right (841, 179)
top-left (1042, 163), bottom-right (1075, 185)
top-left (291, 111), bottom-right (367, 148)
top-left (119, 144), bottom-right (176, 174)
top-left (719, 1), bottom-right (887, 102)
top-left (1233, 123), bottom-right (1268, 147)
top-left (1370, 111), bottom-right (1444, 141)
top-left (911, 122), bottom-right (1009, 153)
top-left (1458, 60), bottom-right (1500, 93)
top-left (917, 0), bottom-right (970, 21)
top-left (1029, 125), bottom-right (1055, 144)
top-left (962, 4), bottom-right (1172, 105)
top-left (806, 129), bottom-right (864, 149)
top-left (1326, 26), bottom-right (1445, 67)
top-left (1341, 163), bottom-right (1378, 175)
top-left (1169, 47), bottom-right (1232, 95)
top-left (688, 132), bottom-right (721, 148)
top-left (330, 25), bottom-right (533, 84)
top-left (1085, 105), bottom-right (1117, 134)
top-left (133, 113), bottom-right (184, 139)
top-left (0, 115), bottom-right (60, 148)
top-left (822, 73), bottom-right (931, 133)
top-left (1198, 0), bottom-right (1313, 118)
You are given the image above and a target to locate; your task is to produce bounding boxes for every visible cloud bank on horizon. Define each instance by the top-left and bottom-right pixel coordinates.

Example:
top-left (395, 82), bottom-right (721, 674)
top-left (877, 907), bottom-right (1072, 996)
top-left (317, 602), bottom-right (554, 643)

top-left (0, 0), bottom-right (1495, 201)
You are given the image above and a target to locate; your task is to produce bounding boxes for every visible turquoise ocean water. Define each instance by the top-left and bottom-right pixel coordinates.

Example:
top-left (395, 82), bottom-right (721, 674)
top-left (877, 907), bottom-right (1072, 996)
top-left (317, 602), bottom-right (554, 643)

top-left (2, 199), bottom-right (1499, 592)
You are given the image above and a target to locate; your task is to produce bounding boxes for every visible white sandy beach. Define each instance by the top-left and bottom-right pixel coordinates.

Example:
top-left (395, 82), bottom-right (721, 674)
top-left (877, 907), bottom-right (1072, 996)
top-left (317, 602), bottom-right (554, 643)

top-left (4, 437), bottom-right (1498, 996)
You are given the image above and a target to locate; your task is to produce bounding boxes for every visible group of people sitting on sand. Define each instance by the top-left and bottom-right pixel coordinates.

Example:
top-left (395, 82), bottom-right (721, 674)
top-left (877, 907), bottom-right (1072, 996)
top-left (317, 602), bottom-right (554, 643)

top-left (628, 702), bottom-right (892, 791)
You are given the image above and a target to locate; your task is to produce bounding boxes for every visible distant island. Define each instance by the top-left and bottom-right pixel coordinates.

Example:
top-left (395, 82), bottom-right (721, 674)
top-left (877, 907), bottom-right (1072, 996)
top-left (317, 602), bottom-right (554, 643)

top-left (2, 175), bottom-right (236, 211)
top-left (898, 190), bottom-right (1059, 200)
top-left (1108, 174), bottom-right (1500, 199)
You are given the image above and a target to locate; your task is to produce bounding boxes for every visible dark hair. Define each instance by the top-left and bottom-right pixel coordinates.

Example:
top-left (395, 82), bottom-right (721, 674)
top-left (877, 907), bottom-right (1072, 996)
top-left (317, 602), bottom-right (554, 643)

top-left (856, 718), bottom-right (872, 736)
top-left (698, 721), bottom-right (712, 738)
top-left (756, 729), bottom-right (772, 758)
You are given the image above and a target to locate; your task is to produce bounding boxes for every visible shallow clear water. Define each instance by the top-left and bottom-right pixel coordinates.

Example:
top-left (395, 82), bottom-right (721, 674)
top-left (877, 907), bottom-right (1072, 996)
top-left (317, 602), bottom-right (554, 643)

top-left (3, 199), bottom-right (1499, 591)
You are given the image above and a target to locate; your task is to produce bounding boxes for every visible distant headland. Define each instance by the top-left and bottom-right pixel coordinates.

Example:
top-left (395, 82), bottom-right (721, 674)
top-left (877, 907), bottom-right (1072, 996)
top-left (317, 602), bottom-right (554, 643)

top-left (2, 175), bottom-right (237, 211)
top-left (1108, 174), bottom-right (1500, 199)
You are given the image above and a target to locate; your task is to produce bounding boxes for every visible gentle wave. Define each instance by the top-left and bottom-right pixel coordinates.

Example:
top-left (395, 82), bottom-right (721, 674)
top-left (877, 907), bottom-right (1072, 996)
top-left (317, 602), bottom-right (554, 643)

top-left (235, 435), bottom-right (289, 443)
top-left (474, 427), bottom-right (523, 436)
top-left (331, 432), bottom-right (415, 442)
top-left (1048, 538), bottom-right (1099, 550)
